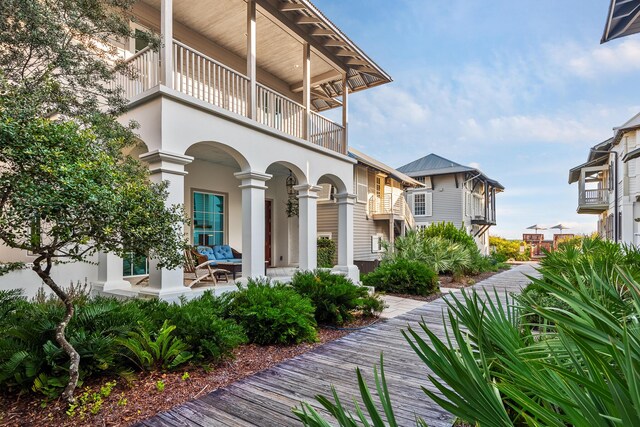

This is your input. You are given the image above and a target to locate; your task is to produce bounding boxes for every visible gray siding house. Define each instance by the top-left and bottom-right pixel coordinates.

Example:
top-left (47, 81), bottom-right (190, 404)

top-left (397, 154), bottom-right (504, 254)
top-left (318, 149), bottom-right (422, 269)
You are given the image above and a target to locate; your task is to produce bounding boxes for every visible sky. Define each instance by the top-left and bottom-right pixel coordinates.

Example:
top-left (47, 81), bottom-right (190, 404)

top-left (313, 0), bottom-right (640, 240)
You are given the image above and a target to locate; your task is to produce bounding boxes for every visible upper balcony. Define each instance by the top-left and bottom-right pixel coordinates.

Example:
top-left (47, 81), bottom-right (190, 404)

top-left (368, 193), bottom-right (416, 230)
top-left (115, 0), bottom-right (392, 156)
top-left (569, 161), bottom-right (610, 214)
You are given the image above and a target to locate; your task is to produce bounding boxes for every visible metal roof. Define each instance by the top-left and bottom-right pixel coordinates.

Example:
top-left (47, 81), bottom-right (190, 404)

top-left (397, 153), bottom-right (504, 190)
top-left (602, 0), bottom-right (640, 43)
top-left (348, 148), bottom-right (423, 187)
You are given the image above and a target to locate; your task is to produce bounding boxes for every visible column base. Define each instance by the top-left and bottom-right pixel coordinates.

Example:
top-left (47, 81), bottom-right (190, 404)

top-left (332, 265), bottom-right (360, 284)
top-left (137, 285), bottom-right (192, 302)
top-left (94, 280), bottom-right (132, 292)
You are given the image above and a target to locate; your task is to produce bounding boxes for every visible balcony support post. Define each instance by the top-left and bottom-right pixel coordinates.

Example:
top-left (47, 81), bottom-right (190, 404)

top-left (342, 73), bottom-right (349, 150)
top-left (160, 0), bottom-right (173, 89)
top-left (302, 42), bottom-right (311, 139)
top-left (246, 0), bottom-right (257, 119)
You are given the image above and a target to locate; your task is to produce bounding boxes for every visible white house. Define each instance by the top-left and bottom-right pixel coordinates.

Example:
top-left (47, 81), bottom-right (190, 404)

top-left (397, 154), bottom-right (504, 255)
top-left (569, 112), bottom-right (640, 245)
top-left (0, 0), bottom-right (392, 299)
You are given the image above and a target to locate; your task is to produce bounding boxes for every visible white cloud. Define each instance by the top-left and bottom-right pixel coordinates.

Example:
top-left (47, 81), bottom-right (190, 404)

top-left (552, 39), bottom-right (640, 79)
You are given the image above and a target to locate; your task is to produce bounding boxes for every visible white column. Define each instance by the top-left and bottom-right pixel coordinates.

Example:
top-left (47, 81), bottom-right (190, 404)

top-left (246, 0), bottom-right (257, 119)
top-left (295, 184), bottom-right (321, 270)
top-left (139, 150), bottom-right (192, 299)
top-left (235, 171), bottom-right (272, 279)
top-left (96, 252), bottom-right (131, 292)
top-left (302, 42), bottom-right (311, 140)
top-left (342, 73), bottom-right (349, 150)
top-left (160, 0), bottom-right (173, 88)
top-left (333, 193), bottom-right (359, 282)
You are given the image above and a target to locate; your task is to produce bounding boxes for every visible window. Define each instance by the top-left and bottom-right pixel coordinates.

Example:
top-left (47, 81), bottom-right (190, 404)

top-left (355, 166), bottom-right (368, 203)
top-left (371, 234), bottom-right (384, 253)
top-left (123, 253), bottom-right (148, 277)
top-left (415, 176), bottom-right (432, 189)
top-left (193, 191), bottom-right (225, 246)
top-left (129, 23), bottom-right (151, 54)
top-left (318, 232), bottom-right (332, 240)
top-left (413, 192), bottom-right (432, 217)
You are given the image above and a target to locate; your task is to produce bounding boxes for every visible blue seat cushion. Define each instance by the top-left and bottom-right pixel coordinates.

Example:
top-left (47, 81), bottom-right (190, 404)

top-left (196, 246), bottom-right (217, 261)
top-left (213, 245), bottom-right (234, 261)
top-left (227, 258), bottom-right (242, 264)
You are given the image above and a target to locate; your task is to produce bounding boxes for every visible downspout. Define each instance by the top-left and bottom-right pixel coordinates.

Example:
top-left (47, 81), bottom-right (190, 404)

top-left (591, 149), bottom-right (619, 243)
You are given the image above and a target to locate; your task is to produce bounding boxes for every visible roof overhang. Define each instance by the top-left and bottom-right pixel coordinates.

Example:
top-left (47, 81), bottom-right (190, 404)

top-left (568, 157), bottom-right (609, 184)
top-left (624, 146), bottom-right (640, 162)
top-left (349, 149), bottom-right (423, 187)
top-left (602, 0), bottom-right (640, 43)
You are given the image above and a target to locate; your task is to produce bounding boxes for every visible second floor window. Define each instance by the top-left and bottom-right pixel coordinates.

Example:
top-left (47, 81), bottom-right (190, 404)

top-left (414, 193), bottom-right (426, 216)
top-left (413, 192), bottom-right (432, 217)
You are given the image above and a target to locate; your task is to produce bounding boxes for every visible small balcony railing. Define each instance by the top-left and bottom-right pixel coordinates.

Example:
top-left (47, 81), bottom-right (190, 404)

top-left (115, 41), bottom-right (345, 155)
top-left (368, 194), bottom-right (416, 230)
top-left (579, 188), bottom-right (608, 206)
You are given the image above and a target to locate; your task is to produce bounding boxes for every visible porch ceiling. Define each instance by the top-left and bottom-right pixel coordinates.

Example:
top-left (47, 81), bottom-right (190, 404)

top-left (186, 144), bottom-right (242, 169)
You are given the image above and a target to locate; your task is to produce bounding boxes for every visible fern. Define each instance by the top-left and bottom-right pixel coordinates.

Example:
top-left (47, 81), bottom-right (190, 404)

top-left (118, 320), bottom-right (192, 371)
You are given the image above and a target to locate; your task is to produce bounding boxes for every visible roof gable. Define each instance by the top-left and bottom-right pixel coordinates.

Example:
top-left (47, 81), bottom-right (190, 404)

top-left (396, 153), bottom-right (472, 175)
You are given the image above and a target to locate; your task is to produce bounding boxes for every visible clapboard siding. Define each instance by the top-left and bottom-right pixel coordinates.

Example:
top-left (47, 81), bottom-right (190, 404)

top-left (317, 202), bottom-right (389, 263)
top-left (413, 174), bottom-right (463, 228)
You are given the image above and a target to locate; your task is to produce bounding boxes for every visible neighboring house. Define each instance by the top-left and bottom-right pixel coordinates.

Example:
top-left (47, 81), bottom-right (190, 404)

top-left (0, 0), bottom-right (392, 298)
top-left (397, 154), bottom-right (504, 255)
top-left (317, 148), bottom-right (422, 270)
top-left (568, 113), bottom-right (640, 245)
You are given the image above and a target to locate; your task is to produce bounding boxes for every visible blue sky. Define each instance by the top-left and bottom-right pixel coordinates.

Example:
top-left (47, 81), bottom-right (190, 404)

top-left (314, 0), bottom-right (640, 239)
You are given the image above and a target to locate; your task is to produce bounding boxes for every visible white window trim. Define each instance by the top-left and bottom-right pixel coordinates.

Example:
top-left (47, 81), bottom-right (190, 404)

top-left (355, 166), bottom-right (368, 204)
top-left (413, 191), bottom-right (432, 217)
top-left (318, 232), bottom-right (332, 240)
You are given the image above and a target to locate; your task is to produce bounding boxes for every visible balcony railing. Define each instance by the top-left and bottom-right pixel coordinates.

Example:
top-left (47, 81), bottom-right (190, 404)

top-left (579, 188), bottom-right (608, 206)
top-left (368, 194), bottom-right (416, 230)
top-left (116, 41), bottom-right (345, 155)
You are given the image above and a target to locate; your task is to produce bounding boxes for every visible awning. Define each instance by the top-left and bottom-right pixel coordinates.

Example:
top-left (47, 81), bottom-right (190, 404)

top-left (623, 147), bottom-right (640, 162)
top-left (568, 157), bottom-right (609, 184)
top-left (602, 0), bottom-right (640, 43)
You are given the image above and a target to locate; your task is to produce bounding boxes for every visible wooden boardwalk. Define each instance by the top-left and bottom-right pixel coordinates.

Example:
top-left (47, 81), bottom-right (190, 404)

top-left (137, 264), bottom-right (539, 427)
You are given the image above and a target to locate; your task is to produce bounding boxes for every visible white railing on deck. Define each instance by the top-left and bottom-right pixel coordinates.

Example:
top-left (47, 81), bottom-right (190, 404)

top-left (116, 47), bottom-right (159, 99)
top-left (115, 40), bottom-right (347, 155)
top-left (257, 84), bottom-right (305, 139)
top-left (580, 188), bottom-right (608, 206)
top-left (368, 193), bottom-right (416, 229)
top-left (309, 111), bottom-right (345, 154)
top-left (173, 41), bottom-right (248, 117)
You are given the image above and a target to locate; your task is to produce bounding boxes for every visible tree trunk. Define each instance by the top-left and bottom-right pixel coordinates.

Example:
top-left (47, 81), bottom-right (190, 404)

top-left (32, 258), bottom-right (80, 404)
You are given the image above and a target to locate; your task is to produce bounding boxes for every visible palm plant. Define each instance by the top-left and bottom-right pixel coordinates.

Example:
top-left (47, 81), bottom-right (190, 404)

top-left (295, 266), bottom-right (640, 427)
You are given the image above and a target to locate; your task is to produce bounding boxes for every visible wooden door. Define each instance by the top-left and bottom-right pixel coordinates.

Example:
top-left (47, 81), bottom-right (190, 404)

top-left (265, 200), bottom-right (272, 267)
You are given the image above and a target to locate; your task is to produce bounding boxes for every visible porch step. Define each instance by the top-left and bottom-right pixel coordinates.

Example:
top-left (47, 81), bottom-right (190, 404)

top-left (266, 267), bottom-right (298, 283)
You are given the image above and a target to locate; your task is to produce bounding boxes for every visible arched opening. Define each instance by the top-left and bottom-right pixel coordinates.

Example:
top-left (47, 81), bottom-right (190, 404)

top-left (264, 161), bottom-right (309, 269)
top-left (184, 142), bottom-right (251, 254)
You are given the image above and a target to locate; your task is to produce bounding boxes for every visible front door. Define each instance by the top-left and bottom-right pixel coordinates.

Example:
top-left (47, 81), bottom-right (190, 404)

top-left (265, 200), bottom-right (272, 267)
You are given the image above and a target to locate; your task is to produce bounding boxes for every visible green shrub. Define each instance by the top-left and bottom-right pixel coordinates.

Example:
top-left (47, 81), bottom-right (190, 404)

top-left (419, 221), bottom-right (476, 251)
top-left (118, 320), bottom-right (192, 371)
top-left (317, 238), bottom-right (336, 268)
top-left (391, 233), bottom-right (474, 275)
top-left (362, 259), bottom-right (439, 296)
top-left (161, 292), bottom-right (247, 362)
top-left (489, 235), bottom-right (530, 261)
top-left (226, 278), bottom-right (317, 345)
top-left (290, 270), bottom-right (384, 325)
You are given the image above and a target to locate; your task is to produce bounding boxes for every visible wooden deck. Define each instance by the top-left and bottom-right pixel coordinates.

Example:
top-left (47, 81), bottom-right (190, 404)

top-left (136, 264), bottom-right (539, 427)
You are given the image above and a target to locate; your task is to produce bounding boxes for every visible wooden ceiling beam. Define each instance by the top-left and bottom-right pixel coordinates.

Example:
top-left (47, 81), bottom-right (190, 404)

top-left (279, 3), bottom-right (306, 12)
top-left (290, 69), bottom-right (341, 92)
top-left (310, 28), bottom-right (334, 36)
top-left (334, 49), bottom-right (359, 57)
top-left (324, 39), bottom-right (348, 47)
top-left (296, 16), bottom-right (322, 24)
top-left (345, 58), bottom-right (370, 66)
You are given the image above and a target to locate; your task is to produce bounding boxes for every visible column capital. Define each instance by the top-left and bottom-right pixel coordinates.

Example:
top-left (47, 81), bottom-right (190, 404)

top-left (334, 193), bottom-right (357, 204)
top-left (294, 184), bottom-right (322, 199)
top-left (234, 170), bottom-right (272, 190)
top-left (140, 150), bottom-right (193, 176)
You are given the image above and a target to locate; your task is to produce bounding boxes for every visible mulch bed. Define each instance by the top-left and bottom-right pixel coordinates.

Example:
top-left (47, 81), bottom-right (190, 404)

top-left (0, 320), bottom-right (377, 427)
